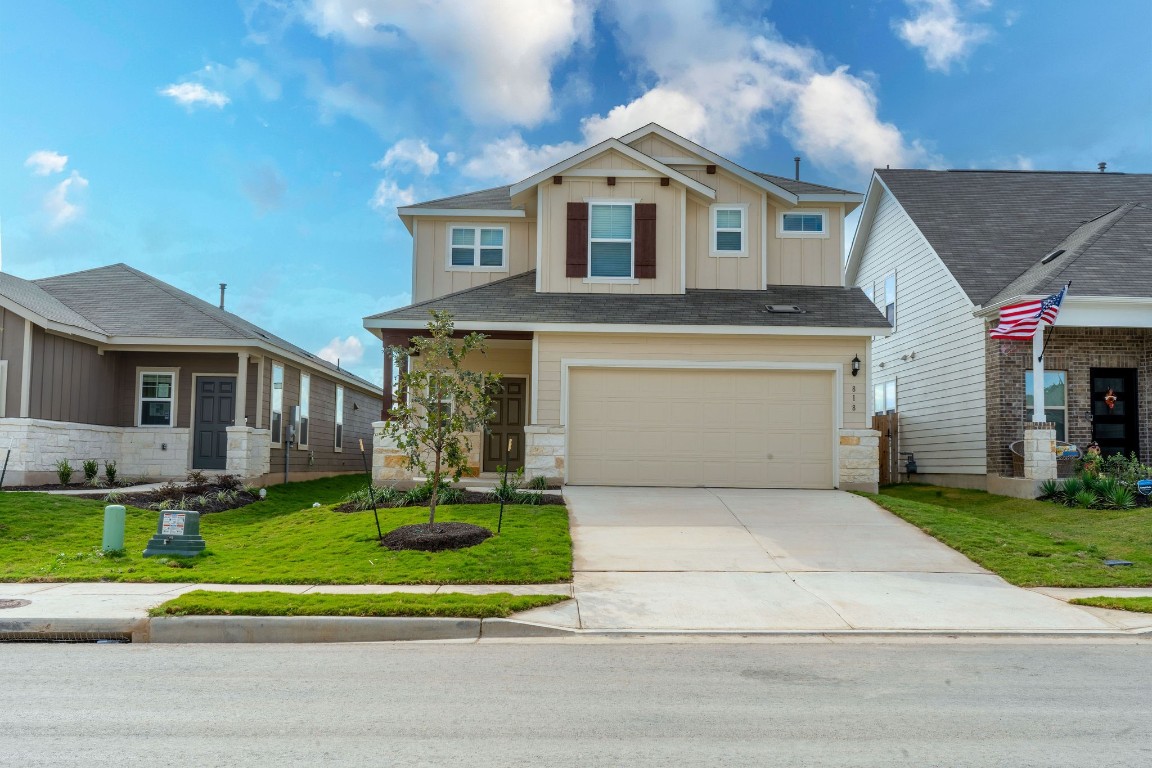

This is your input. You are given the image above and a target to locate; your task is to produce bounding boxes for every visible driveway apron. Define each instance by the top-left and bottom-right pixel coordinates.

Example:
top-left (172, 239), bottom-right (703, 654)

top-left (514, 487), bottom-right (1124, 633)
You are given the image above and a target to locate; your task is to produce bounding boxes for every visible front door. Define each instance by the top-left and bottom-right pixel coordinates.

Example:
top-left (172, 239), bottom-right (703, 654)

top-left (1091, 368), bottom-right (1139, 458)
top-left (483, 378), bottom-right (526, 473)
top-left (193, 377), bottom-right (236, 470)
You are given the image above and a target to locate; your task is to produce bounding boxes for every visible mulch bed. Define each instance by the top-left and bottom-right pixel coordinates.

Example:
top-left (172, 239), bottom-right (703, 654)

top-left (66, 482), bottom-right (262, 515)
top-left (380, 522), bottom-right (494, 552)
top-left (334, 489), bottom-right (564, 513)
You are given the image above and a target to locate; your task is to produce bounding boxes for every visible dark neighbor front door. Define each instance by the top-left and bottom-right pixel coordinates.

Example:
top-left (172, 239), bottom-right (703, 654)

top-left (1091, 368), bottom-right (1139, 458)
top-left (193, 377), bottom-right (236, 470)
top-left (483, 378), bottom-right (526, 473)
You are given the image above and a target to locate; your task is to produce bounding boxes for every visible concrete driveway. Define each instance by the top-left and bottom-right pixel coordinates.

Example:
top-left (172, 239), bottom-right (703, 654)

top-left (516, 487), bottom-right (1126, 633)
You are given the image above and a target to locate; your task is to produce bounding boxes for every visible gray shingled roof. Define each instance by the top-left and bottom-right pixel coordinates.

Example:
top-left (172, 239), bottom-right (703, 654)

top-left (367, 272), bottom-right (889, 330)
top-left (28, 264), bottom-right (378, 390)
top-left (0, 272), bottom-right (106, 334)
top-left (754, 173), bottom-right (858, 196)
top-left (877, 169), bottom-right (1152, 305)
top-left (405, 185), bottom-right (516, 211)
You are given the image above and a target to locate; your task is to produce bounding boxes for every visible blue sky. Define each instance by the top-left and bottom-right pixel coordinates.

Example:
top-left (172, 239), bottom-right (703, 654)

top-left (3, 0), bottom-right (1150, 384)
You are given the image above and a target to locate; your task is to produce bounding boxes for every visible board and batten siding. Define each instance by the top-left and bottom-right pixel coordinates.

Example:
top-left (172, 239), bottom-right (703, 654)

top-left (29, 329), bottom-right (118, 425)
top-left (852, 188), bottom-right (987, 476)
top-left (0, 307), bottom-right (27, 417)
top-left (412, 217), bottom-right (536, 303)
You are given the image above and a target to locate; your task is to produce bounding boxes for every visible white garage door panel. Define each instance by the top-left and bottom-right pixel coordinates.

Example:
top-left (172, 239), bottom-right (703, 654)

top-left (568, 368), bottom-right (835, 489)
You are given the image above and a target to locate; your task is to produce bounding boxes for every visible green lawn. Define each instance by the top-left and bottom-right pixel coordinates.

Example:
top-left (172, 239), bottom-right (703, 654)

top-left (0, 475), bottom-right (572, 584)
top-left (1070, 596), bottom-right (1152, 614)
top-left (149, 590), bottom-right (570, 618)
top-left (862, 484), bottom-right (1152, 587)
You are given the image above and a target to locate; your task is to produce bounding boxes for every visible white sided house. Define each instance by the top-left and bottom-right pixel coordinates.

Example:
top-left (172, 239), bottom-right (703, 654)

top-left (366, 124), bottom-right (891, 491)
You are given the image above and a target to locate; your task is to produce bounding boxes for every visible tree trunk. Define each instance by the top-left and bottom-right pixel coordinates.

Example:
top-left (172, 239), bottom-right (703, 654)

top-left (428, 447), bottom-right (441, 528)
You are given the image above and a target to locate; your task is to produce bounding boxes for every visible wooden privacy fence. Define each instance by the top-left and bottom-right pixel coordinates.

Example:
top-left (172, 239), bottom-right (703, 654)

top-left (873, 412), bottom-right (900, 486)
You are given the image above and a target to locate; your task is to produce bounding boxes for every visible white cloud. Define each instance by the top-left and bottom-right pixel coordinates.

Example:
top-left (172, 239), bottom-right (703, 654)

top-left (318, 335), bottom-right (364, 366)
top-left (370, 178), bottom-right (415, 210)
top-left (198, 58), bottom-right (282, 101)
top-left (462, 133), bottom-right (581, 182)
top-left (25, 150), bottom-right (68, 176)
top-left (374, 139), bottom-right (439, 176)
top-left (894, 0), bottom-right (992, 72)
top-left (44, 170), bottom-right (89, 227)
top-left (302, 0), bottom-right (591, 125)
top-left (160, 82), bottom-right (231, 108)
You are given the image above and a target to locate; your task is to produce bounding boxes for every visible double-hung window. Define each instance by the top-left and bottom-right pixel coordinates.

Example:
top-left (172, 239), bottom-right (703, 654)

top-left (271, 363), bottom-right (284, 446)
top-left (298, 373), bottom-right (310, 448)
top-left (1025, 371), bottom-right (1067, 441)
top-left (334, 385), bottom-right (344, 452)
top-left (874, 380), bottom-right (897, 415)
top-left (711, 205), bottom-right (746, 256)
top-left (449, 225), bottom-right (507, 270)
top-left (874, 272), bottom-right (896, 327)
top-left (588, 203), bottom-right (633, 278)
top-left (139, 372), bottom-right (176, 426)
top-left (779, 210), bottom-right (827, 238)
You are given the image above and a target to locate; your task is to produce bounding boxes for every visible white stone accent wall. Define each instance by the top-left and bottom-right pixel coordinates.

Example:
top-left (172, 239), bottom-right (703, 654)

top-left (0, 419), bottom-right (191, 485)
top-left (1022, 423), bottom-right (1057, 480)
top-left (838, 428), bottom-right (880, 492)
top-left (226, 427), bottom-right (272, 481)
top-left (373, 421), bottom-right (416, 484)
top-left (525, 425), bottom-right (566, 481)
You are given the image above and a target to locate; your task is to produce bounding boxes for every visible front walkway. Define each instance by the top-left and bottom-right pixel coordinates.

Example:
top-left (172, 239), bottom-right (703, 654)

top-left (514, 487), bottom-right (1148, 633)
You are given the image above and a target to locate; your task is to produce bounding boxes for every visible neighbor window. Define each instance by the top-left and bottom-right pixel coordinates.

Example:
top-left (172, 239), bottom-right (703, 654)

top-left (874, 272), bottom-right (896, 327)
top-left (139, 372), bottom-right (175, 426)
top-left (711, 205), bottom-right (746, 255)
top-left (271, 363), bottom-right (284, 445)
top-left (874, 379), bottom-right (897, 414)
top-left (334, 385), bottom-right (344, 452)
top-left (779, 210), bottom-right (827, 237)
top-left (449, 225), bottom-right (507, 269)
top-left (298, 373), bottom-right (310, 448)
top-left (589, 203), bottom-right (634, 278)
top-left (1025, 370), bottom-right (1067, 441)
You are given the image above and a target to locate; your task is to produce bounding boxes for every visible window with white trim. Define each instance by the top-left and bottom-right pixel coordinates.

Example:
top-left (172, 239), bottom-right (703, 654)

top-left (298, 373), bottom-right (310, 448)
top-left (779, 210), bottom-right (827, 237)
top-left (449, 225), bottom-right (507, 270)
top-left (874, 379), bottom-right (897, 415)
top-left (334, 385), bottom-right (344, 452)
top-left (271, 363), bottom-right (284, 446)
top-left (873, 272), bottom-right (896, 327)
top-left (139, 372), bottom-right (175, 426)
top-left (711, 205), bottom-right (746, 255)
top-left (1025, 371), bottom-right (1067, 441)
top-left (589, 203), bottom-right (634, 278)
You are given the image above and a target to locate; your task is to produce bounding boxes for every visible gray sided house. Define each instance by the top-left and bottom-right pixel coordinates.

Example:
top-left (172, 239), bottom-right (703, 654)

top-left (847, 169), bottom-right (1152, 492)
top-left (0, 264), bottom-right (381, 486)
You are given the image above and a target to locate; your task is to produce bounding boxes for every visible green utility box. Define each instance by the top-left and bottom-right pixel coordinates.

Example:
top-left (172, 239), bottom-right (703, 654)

top-left (102, 505), bottom-right (126, 551)
top-left (142, 510), bottom-right (207, 557)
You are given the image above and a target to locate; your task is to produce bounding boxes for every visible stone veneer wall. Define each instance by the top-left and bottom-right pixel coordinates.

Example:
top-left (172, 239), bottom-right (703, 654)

top-left (986, 328), bottom-right (1152, 476)
top-left (226, 426), bottom-right (272, 481)
top-left (0, 419), bottom-right (190, 485)
top-left (371, 422), bottom-right (483, 484)
top-left (524, 425), bottom-right (565, 481)
top-left (1021, 422), bottom-right (1057, 480)
top-left (838, 428), bottom-right (880, 492)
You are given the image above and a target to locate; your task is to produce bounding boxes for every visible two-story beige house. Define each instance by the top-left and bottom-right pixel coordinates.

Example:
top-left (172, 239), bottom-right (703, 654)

top-left (365, 124), bottom-right (890, 490)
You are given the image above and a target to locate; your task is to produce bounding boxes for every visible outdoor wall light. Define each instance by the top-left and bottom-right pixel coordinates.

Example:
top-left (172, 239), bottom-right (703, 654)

top-left (851, 355), bottom-right (861, 377)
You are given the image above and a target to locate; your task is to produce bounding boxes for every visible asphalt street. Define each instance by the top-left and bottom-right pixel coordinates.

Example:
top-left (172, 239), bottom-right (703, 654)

top-left (2, 639), bottom-right (1150, 767)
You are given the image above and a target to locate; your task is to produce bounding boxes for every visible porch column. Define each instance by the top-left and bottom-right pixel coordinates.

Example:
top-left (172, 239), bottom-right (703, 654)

top-left (382, 345), bottom-right (393, 420)
top-left (1031, 325), bottom-right (1046, 422)
top-left (235, 352), bottom-right (249, 426)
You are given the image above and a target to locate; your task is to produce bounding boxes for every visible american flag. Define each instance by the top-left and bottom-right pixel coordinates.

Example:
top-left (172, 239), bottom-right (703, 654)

top-left (989, 284), bottom-right (1069, 340)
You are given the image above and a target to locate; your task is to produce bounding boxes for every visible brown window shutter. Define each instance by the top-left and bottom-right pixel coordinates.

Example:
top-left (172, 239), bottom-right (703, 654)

top-left (634, 203), bottom-right (657, 279)
top-left (566, 202), bottom-right (588, 278)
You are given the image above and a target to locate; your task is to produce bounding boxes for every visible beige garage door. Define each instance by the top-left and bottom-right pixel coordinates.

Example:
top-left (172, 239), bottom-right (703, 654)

top-left (567, 367), bottom-right (835, 488)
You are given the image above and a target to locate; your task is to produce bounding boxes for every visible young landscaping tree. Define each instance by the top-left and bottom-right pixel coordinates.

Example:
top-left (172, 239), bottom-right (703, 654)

top-left (382, 311), bottom-right (501, 529)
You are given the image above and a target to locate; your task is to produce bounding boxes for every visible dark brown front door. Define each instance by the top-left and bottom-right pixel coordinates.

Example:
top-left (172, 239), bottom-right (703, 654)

top-left (194, 377), bottom-right (235, 470)
top-left (484, 378), bottom-right (526, 473)
top-left (1091, 368), bottom-right (1139, 458)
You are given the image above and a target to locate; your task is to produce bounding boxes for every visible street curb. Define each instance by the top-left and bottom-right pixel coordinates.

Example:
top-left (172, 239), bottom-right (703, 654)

top-left (147, 616), bottom-right (481, 643)
top-left (0, 617), bottom-right (148, 642)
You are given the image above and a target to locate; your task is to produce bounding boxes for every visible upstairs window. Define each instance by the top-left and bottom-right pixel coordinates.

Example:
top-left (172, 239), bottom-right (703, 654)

top-left (711, 205), bottom-right (746, 256)
top-left (589, 203), bottom-right (634, 278)
top-left (872, 272), bottom-right (896, 327)
top-left (779, 210), bottom-right (827, 238)
top-left (449, 225), bottom-right (507, 270)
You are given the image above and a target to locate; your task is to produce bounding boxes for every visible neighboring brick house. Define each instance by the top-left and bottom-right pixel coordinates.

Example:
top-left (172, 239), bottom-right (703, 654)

top-left (365, 124), bottom-right (891, 491)
top-left (0, 263), bottom-right (381, 486)
top-left (846, 169), bottom-right (1152, 491)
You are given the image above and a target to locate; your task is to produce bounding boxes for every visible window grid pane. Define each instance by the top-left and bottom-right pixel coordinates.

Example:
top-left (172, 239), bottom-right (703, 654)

top-left (716, 209), bottom-right (742, 228)
top-left (451, 248), bottom-right (475, 266)
top-left (590, 242), bottom-right (632, 277)
top-left (479, 248), bottom-right (503, 266)
top-left (715, 231), bottom-right (742, 251)
top-left (480, 229), bottom-right (503, 246)
top-left (451, 228), bottom-right (475, 246)
top-left (590, 205), bottom-right (632, 239)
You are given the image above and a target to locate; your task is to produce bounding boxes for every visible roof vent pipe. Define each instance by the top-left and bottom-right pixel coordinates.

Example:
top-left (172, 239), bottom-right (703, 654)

top-left (219, 283), bottom-right (227, 310)
top-left (794, 156), bottom-right (801, 181)
top-left (1098, 162), bottom-right (1107, 173)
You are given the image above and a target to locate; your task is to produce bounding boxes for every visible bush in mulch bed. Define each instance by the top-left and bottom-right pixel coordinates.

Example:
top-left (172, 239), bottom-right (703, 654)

top-left (380, 522), bottom-right (494, 552)
top-left (334, 479), bottom-right (564, 514)
top-left (84, 472), bottom-right (263, 515)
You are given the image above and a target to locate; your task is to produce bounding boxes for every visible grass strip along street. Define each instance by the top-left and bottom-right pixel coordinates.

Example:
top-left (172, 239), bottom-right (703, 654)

top-left (149, 590), bottom-right (570, 618)
top-left (1069, 596), bottom-right (1152, 614)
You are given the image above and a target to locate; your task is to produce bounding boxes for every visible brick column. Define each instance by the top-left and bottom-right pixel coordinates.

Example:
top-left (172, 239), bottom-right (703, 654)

top-left (1023, 422), bottom-right (1057, 480)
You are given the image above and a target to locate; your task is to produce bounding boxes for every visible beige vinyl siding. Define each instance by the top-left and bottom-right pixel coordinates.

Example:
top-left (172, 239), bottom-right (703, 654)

top-left (626, 134), bottom-right (708, 164)
top-left (0, 307), bottom-right (26, 418)
top-left (681, 168), bottom-right (764, 291)
top-left (412, 217), bottom-right (535, 302)
top-left (852, 188), bottom-right (987, 475)
top-left (28, 329), bottom-right (118, 425)
top-left (534, 332), bottom-right (868, 429)
top-left (572, 148), bottom-right (649, 171)
top-left (767, 201), bottom-right (844, 287)
top-left (538, 172), bottom-right (684, 294)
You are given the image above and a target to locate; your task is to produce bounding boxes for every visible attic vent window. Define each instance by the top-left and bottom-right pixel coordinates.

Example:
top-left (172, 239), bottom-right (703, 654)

top-left (765, 305), bottom-right (805, 314)
top-left (1040, 249), bottom-right (1065, 264)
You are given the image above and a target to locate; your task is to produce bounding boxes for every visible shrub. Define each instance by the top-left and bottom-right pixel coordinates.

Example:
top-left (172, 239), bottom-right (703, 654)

top-left (55, 459), bottom-right (74, 486)
top-left (215, 473), bottom-right (242, 491)
top-left (103, 460), bottom-right (118, 485)
top-left (1038, 478), bottom-right (1063, 501)
top-left (1072, 489), bottom-right (1099, 509)
top-left (185, 470), bottom-right (209, 491)
top-left (527, 474), bottom-right (550, 491)
top-left (342, 484), bottom-right (404, 511)
top-left (82, 459), bottom-right (100, 484)
top-left (1059, 476), bottom-right (1084, 501)
top-left (490, 466), bottom-right (526, 503)
top-left (103, 490), bottom-right (125, 504)
top-left (1100, 484), bottom-right (1136, 510)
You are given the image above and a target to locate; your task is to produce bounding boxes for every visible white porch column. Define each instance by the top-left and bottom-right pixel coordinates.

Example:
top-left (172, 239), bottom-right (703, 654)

top-left (1031, 325), bottom-right (1045, 423)
top-left (235, 352), bottom-right (249, 426)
